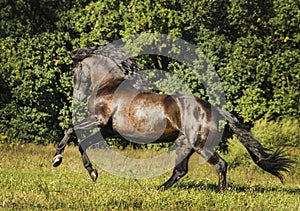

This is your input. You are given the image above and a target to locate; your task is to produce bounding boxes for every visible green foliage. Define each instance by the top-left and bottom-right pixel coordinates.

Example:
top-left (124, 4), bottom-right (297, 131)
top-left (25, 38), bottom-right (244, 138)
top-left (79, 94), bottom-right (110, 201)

top-left (0, 0), bottom-right (299, 145)
top-left (153, 62), bottom-right (196, 96)
top-left (218, 0), bottom-right (300, 120)
top-left (0, 0), bottom-right (73, 36)
top-left (236, 87), bottom-right (268, 122)
top-left (0, 33), bottom-right (72, 144)
top-left (225, 136), bottom-right (251, 170)
top-left (251, 116), bottom-right (300, 148)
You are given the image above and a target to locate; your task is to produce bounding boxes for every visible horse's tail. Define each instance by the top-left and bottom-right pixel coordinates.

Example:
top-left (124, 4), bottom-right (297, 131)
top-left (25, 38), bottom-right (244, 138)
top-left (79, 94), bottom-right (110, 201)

top-left (218, 109), bottom-right (295, 183)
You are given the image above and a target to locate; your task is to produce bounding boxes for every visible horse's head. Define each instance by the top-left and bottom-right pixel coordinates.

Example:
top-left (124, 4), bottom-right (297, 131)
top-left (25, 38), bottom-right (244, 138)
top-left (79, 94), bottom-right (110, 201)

top-left (73, 61), bottom-right (92, 101)
top-left (70, 44), bottom-right (144, 101)
top-left (70, 50), bottom-right (92, 101)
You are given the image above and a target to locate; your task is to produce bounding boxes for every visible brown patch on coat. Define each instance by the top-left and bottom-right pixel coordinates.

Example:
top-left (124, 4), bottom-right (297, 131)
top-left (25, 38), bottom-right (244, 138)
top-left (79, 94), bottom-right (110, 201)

top-left (163, 95), bottom-right (182, 132)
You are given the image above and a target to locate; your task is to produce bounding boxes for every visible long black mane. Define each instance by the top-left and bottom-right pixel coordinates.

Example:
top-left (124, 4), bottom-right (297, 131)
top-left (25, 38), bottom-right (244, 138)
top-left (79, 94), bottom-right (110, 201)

top-left (70, 44), bottom-right (141, 77)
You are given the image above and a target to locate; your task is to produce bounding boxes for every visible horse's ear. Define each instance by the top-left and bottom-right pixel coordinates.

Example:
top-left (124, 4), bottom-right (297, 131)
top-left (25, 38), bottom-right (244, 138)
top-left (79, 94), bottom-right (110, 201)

top-left (69, 48), bottom-right (92, 61)
top-left (68, 51), bottom-right (74, 60)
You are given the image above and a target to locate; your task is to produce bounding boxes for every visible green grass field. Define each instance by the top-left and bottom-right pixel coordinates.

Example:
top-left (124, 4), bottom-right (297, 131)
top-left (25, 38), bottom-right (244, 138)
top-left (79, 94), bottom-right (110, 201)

top-left (0, 142), bottom-right (299, 210)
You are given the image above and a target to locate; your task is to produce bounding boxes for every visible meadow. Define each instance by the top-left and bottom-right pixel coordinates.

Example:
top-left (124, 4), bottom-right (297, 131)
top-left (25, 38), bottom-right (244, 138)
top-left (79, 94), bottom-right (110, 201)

top-left (0, 141), bottom-right (299, 210)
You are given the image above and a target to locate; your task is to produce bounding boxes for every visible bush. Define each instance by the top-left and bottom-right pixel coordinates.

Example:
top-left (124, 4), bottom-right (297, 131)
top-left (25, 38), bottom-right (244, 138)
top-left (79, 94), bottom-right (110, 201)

top-left (0, 33), bottom-right (73, 144)
top-left (251, 116), bottom-right (300, 148)
top-left (224, 136), bottom-right (251, 170)
top-left (1, 0), bottom-right (299, 146)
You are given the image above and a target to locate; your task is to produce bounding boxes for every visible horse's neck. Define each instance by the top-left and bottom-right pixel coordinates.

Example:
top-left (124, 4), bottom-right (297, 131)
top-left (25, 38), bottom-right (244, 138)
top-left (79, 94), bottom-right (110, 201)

top-left (89, 56), bottom-right (126, 89)
top-left (87, 55), bottom-right (145, 93)
top-left (91, 74), bottom-right (125, 91)
top-left (90, 68), bottom-right (121, 88)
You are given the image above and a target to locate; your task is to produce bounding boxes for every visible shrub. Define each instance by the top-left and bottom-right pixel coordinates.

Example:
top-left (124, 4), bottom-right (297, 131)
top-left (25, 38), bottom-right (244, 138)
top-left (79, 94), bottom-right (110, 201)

top-left (0, 33), bottom-right (72, 144)
top-left (251, 116), bottom-right (300, 148)
top-left (1, 0), bottom-right (300, 146)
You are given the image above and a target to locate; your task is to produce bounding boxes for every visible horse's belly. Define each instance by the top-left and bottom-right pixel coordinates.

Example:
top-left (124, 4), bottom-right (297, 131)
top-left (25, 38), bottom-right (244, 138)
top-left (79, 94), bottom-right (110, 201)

top-left (114, 129), bottom-right (178, 144)
top-left (112, 106), bottom-right (179, 144)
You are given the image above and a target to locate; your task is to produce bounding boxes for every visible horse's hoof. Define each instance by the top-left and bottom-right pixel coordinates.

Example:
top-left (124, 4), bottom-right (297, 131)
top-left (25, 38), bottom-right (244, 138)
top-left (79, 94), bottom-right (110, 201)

top-left (216, 186), bottom-right (226, 193)
top-left (53, 154), bottom-right (63, 167)
top-left (157, 184), bottom-right (167, 191)
top-left (90, 169), bottom-right (98, 182)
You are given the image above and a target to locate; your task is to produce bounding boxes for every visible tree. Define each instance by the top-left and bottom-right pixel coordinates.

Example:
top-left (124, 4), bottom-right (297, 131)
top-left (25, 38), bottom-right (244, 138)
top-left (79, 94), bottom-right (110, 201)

top-left (0, 0), bottom-right (299, 145)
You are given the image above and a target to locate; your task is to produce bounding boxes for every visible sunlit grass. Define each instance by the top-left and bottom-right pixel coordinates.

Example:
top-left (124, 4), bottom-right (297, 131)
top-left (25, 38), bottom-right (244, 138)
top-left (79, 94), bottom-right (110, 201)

top-left (0, 143), bottom-right (299, 210)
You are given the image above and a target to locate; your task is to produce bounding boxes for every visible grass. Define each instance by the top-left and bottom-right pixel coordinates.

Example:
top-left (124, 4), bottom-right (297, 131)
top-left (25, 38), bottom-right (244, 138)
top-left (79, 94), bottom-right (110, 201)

top-left (0, 142), bottom-right (299, 210)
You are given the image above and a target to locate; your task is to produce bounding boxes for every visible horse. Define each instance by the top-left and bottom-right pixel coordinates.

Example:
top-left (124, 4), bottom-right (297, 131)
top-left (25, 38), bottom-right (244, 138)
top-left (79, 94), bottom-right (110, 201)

top-left (53, 44), bottom-right (294, 192)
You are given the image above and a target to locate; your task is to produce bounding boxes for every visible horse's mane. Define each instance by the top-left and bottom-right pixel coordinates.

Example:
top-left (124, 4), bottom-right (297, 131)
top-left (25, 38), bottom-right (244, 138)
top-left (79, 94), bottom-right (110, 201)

top-left (70, 44), bottom-right (141, 77)
top-left (70, 44), bottom-right (148, 91)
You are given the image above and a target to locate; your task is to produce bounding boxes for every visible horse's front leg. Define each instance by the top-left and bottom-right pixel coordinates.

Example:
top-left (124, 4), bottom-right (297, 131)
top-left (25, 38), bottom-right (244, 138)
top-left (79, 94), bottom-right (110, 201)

top-left (53, 127), bottom-right (74, 167)
top-left (79, 144), bottom-right (98, 181)
top-left (53, 115), bottom-right (98, 167)
top-left (78, 130), bottom-right (104, 181)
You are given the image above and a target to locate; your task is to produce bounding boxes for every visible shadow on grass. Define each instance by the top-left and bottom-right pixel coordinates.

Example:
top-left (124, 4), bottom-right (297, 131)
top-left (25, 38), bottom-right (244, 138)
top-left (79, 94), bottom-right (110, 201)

top-left (174, 180), bottom-right (300, 194)
top-left (174, 180), bottom-right (218, 192)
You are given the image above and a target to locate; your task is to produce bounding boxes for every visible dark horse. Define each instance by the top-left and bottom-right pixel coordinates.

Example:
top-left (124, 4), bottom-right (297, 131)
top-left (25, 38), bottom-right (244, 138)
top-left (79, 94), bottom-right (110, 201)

top-left (53, 44), bottom-right (294, 191)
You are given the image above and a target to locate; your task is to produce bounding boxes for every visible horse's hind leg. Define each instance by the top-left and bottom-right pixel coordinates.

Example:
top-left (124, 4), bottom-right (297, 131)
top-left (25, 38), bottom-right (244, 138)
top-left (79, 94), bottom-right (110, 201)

top-left (191, 123), bottom-right (227, 191)
top-left (53, 127), bottom-right (74, 167)
top-left (198, 149), bottom-right (227, 192)
top-left (159, 136), bottom-right (194, 190)
top-left (210, 152), bottom-right (227, 192)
